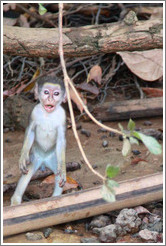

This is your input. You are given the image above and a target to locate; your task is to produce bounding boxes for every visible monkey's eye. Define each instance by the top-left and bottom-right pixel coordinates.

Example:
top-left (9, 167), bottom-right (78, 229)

top-left (44, 90), bottom-right (49, 95)
top-left (54, 92), bottom-right (60, 96)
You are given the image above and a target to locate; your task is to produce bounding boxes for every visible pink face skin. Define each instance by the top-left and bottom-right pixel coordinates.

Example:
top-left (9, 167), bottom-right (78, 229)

top-left (40, 83), bottom-right (62, 113)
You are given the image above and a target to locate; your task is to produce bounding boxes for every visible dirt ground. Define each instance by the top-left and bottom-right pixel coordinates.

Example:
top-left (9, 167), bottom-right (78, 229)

top-left (3, 117), bottom-right (163, 243)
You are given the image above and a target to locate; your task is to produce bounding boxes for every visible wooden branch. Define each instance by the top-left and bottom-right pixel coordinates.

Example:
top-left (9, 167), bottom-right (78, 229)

top-left (3, 18), bottom-right (162, 58)
top-left (58, 3), bottom-right (105, 181)
top-left (3, 172), bottom-right (163, 237)
top-left (93, 97), bottom-right (163, 121)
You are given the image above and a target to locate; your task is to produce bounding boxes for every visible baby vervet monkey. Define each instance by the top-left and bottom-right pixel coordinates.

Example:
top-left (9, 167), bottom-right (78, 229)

top-left (11, 75), bottom-right (66, 205)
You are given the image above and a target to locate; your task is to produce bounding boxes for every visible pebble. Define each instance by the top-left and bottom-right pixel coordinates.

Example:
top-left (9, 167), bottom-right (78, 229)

top-left (102, 140), bottom-right (108, 147)
top-left (89, 215), bottom-right (111, 229)
top-left (132, 150), bottom-right (141, 155)
top-left (94, 224), bottom-right (123, 243)
top-left (97, 128), bottom-right (108, 133)
top-left (143, 121), bottom-right (152, 126)
top-left (81, 129), bottom-right (91, 137)
top-left (119, 135), bottom-right (123, 141)
top-left (76, 124), bottom-right (82, 130)
top-left (92, 164), bottom-right (98, 169)
top-left (116, 208), bottom-right (142, 233)
top-left (3, 128), bottom-right (9, 133)
top-left (25, 232), bottom-right (43, 241)
top-left (43, 227), bottom-right (53, 238)
top-left (93, 180), bottom-right (101, 185)
top-left (109, 131), bottom-right (116, 137)
top-left (100, 135), bottom-right (107, 139)
top-left (139, 229), bottom-right (159, 242)
top-left (80, 237), bottom-right (100, 243)
top-left (10, 126), bottom-right (15, 132)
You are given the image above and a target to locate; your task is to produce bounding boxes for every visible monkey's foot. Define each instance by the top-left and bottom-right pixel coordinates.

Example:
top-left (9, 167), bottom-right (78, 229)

top-left (11, 195), bottom-right (21, 206)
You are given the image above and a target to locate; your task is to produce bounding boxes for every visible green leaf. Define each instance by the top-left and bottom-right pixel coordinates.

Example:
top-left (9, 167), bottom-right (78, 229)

top-left (127, 118), bottom-right (135, 131)
top-left (122, 138), bottom-right (131, 156)
top-left (107, 179), bottom-right (119, 188)
top-left (101, 184), bottom-right (116, 203)
top-left (132, 131), bottom-right (142, 140)
top-left (118, 123), bottom-right (124, 132)
top-left (134, 132), bottom-right (162, 155)
top-left (106, 165), bottom-right (119, 179)
top-left (129, 136), bottom-right (139, 145)
top-left (38, 3), bottom-right (47, 15)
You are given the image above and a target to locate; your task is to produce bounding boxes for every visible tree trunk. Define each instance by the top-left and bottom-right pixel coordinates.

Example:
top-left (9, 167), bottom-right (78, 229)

top-left (3, 18), bottom-right (162, 58)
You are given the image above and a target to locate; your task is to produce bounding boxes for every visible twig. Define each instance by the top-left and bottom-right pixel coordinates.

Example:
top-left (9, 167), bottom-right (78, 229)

top-left (134, 76), bottom-right (144, 99)
top-left (16, 3), bottom-right (56, 27)
top-left (59, 5), bottom-right (124, 135)
top-left (58, 3), bottom-right (105, 181)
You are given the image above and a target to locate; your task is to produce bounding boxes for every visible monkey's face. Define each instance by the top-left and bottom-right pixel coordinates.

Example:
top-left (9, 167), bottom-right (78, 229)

top-left (39, 83), bottom-right (63, 113)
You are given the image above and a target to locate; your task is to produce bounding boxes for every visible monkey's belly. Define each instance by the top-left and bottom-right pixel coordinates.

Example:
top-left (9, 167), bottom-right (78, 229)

top-left (35, 127), bottom-right (57, 152)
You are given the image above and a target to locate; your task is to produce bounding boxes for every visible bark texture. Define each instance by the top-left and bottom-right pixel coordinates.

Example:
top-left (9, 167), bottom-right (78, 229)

top-left (3, 19), bottom-right (162, 58)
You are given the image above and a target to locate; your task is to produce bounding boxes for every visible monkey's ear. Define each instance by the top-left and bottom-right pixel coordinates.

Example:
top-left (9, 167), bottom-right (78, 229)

top-left (34, 83), bottom-right (39, 100)
top-left (63, 92), bottom-right (67, 103)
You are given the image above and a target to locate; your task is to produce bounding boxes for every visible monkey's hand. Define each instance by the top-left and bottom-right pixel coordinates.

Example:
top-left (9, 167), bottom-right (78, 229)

top-left (58, 172), bottom-right (66, 188)
top-left (19, 153), bottom-right (30, 174)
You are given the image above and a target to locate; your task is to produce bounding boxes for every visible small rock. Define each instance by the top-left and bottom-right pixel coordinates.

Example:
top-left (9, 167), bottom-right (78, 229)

top-left (89, 215), bottom-right (111, 229)
top-left (132, 150), bottom-right (141, 155)
top-left (139, 229), bottom-right (159, 242)
top-left (141, 219), bottom-right (163, 233)
top-left (64, 229), bottom-right (77, 234)
top-left (3, 128), bottom-right (9, 133)
top-left (100, 135), bottom-right (107, 139)
top-left (93, 180), bottom-right (101, 185)
top-left (10, 126), bottom-right (15, 132)
top-left (143, 121), bottom-right (152, 126)
top-left (25, 232), bottom-right (43, 241)
top-left (119, 135), bottom-right (123, 141)
top-left (92, 164), bottom-right (98, 169)
top-left (97, 224), bottom-right (123, 243)
top-left (81, 129), bottom-right (91, 137)
top-left (109, 131), bottom-right (116, 137)
top-left (66, 162), bottom-right (81, 172)
top-left (43, 227), bottom-right (53, 238)
top-left (116, 208), bottom-right (142, 233)
top-left (80, 237), bottom-right (100, 243)
top-left (76, 124), bottom-right (82, 130)
top-left (102, 140), bottom-right (108, 147)
top-left (97, 128), bottom-right (108, 133)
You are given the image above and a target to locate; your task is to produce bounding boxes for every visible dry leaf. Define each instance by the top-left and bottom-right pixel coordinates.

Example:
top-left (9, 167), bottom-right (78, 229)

top-left (41, 174), bottom-right (55, 184)
top-left (41, 174), bottom-right (79, 191)
top-left (69, 86), bottom-right (87, 113)
top-left (23, 68), bottom-right (40, 92)
top-left (142, 87), bottom-right (163, 97)
top-left (117, 49), bottom-right (163, 81)
top-left (134, 205), bottom-right (151, 214)
top-left (87, 65), bottom-right (102, 84)
top-left (76, 82), bottom-right (99, 95)
top-left (131, 157), bottom-right (147, 165)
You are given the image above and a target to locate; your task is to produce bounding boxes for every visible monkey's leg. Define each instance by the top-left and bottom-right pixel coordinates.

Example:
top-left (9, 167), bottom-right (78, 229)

top-left (11, 163), bottom-right (38, 206)
top-left (45, 155), bottom-right (63, 197)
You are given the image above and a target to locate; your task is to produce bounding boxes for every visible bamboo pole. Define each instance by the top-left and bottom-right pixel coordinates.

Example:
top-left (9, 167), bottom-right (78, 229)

top-left (3, 172), bottom-right (163, 237)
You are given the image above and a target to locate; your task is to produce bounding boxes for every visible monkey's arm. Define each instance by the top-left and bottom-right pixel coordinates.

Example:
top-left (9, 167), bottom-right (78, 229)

top-left (19, 119), bottom-right (35, 174)
top-left (56, 123), bottom-right (66, 187)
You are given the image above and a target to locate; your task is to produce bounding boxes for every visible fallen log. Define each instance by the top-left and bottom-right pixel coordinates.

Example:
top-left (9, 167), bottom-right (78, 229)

top-left (3, 172), bottom-right (163, 237)
top-left (93, 97), bottom-right (163, 121)
top-left (3, 18), bottom-right (162, 58)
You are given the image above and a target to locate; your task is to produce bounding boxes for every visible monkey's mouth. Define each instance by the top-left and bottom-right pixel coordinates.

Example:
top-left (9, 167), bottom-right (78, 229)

top-left (44, 104), bottom-right (55, 112)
